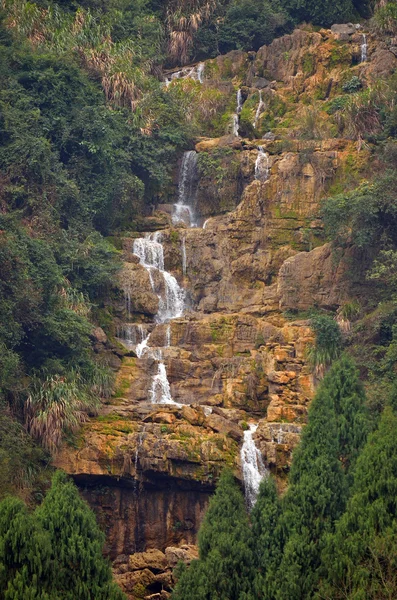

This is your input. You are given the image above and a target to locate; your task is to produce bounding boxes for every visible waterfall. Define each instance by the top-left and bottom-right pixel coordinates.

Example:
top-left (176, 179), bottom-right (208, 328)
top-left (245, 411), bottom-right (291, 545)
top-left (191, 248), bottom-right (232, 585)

top-left (361, 33), bottom-right (368, 63)
top-left (202, 218), bottom-right (211, 229)
top-left (237, 89), bottom-right (243, 114)
top-left (136, 332), bottom-right (151, 359)
top-left (197, 62), bottom-right (205, 83)
top-left (164, 63), bottom-right (205, 86)
top-left (117, 324), bottom-right (148, 351)
top-left (165, 324), bottom-right (171, 347)
top-left (253, 90), bottom-right (265, 129)
top-left (232, 89), bottom-right (243, 136)
top-left (132, 233), bottom-right (185, 405)
top-left (255, 146), bottom-right (270, 181)
top-left (150, 362), bottom-right (175, 404)
top-left (241, 424), bottom-right (268, 509)
top-left (133, 233), bottom-right (185, 323)
top-left (173, 150), bottom-right (198, 227)
top-left (133, 234), bottom-right (164, 271)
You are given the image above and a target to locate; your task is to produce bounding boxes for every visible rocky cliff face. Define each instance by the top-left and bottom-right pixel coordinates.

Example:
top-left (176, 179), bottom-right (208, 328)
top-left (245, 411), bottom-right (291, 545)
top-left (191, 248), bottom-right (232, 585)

top-left (55, 24), bottom-right (396, 600)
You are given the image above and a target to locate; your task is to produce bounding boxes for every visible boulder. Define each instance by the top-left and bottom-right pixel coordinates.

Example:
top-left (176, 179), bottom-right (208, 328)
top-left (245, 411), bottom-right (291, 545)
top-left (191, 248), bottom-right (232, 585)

top-left (330, 23), bottom-right (356, 40)
top-left (165, 545), bottom-right (199, 568)
top-left (128, 549), bottom-right (167, 572)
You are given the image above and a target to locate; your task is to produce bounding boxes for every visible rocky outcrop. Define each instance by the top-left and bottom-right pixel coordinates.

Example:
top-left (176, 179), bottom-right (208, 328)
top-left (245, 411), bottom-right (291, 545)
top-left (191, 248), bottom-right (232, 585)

top-left (113, 545), bottom-right (198, 600)
top-left (278, 243), bottom-right (349, 311)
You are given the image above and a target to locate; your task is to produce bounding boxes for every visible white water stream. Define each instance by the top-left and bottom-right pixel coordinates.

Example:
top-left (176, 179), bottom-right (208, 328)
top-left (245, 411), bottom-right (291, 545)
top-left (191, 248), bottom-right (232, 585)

top-left (361, 33), bottom-right (368, 63)
top-left (128, 232), bottom-right (185, 405)
top-left (165, 62), bottom-right (205, 86)
top-left (253, 90), bottom-right (265, 129)
top-left (173, 150), bottom-right (198, 227)
top-left (255, 146), bottom-right (270, 181)
top-left (232, 89), bottom-right (244, 136)
top-left (241, 424), bottom-right (268, 509)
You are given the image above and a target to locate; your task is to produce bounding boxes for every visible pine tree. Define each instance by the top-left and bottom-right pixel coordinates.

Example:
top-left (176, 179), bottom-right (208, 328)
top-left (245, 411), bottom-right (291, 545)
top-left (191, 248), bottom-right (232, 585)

top-left (319, 406), bottom-right (397, 599)
top-left (172, 469), bottom-right (255, 600)
top-left (250, 475), bottom-right (283, 599)
top-left (274, 380), bottom-right (347, 599)
top-left (0, 496), bottom-right (53, 600)
top-left (325, 354), bottom-right (369, 475)
top-left (35, 471), bottom-right (125, 600)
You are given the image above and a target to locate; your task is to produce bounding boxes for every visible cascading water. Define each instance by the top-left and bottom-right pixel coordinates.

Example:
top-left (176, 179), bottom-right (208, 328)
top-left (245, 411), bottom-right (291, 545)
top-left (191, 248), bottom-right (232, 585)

top-left (361, 33), bottom-right (367, 63)
top-left (241, 423), bottom-right (268, 509)
top-left (196, 62), bottom-right (205, 83)
top-left (136, 332), bottom-right (150, 359)
top-left (253, 90), bottom-right (265, 130)
top-left (164, 62), bottom-right (205, 86)
top-left (150, 362), bottom-right (175, 404)
top-left (133, 233), bottom-right (185, 323)
top-left (132, 233), bottom-right (185, 405)
top-left (232, 89), bottom-right (243, 136)
top-left (255, 146), bottom-right (270, 181)
top-left (173, 150), bottom-right (198, 227)
top-left (117, 324), bottom-right (149, 352)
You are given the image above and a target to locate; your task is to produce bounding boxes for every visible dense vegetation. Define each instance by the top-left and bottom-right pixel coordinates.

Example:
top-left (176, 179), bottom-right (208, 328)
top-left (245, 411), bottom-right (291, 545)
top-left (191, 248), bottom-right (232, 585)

top-left (171, 356), bottom-right (397, 599)
top-left (0, 471), bottom-right (125, 599)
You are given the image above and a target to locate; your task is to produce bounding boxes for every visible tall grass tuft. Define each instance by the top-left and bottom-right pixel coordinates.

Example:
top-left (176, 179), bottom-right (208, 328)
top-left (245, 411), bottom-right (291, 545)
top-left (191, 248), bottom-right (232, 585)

top-left (26, 365), bottom-right (114, 452)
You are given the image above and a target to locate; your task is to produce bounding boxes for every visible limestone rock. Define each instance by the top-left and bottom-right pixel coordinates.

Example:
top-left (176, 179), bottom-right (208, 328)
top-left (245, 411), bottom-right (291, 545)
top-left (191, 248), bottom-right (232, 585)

top-left (330, 23), bottom-right (356, 40)
top-left (91, 327), bottom-right (107, 344)
top-left (165, 545), bottom-right (198, 568)
top-left (128, 549), bottom-right (167, 572)
top-left (119, 263), bottom-right (159, 316)
top-left (277, 243), bottom-right (348, 311)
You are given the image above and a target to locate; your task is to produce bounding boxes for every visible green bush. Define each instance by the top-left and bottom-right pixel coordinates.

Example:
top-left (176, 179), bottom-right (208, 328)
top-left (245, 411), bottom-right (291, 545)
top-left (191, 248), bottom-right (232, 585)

top-left (342, 76), bottom-right (362, 94)
top-left (307, 314), bottom-right (343, 370)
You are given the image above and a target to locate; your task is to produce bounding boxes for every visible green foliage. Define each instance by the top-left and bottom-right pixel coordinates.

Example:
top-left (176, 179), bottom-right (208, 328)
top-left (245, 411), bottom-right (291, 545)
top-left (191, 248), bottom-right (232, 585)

top-left (26, 371), bottom-right (101, 452)
top-left (0, 471), bottom-right (125, 599)
top-left (0, 411), bottom-right (50, 503)
top-left (172, 469), bottom-right (255, 600)
top-left (373, 1), bottom-right (397, 36)
top-left (197, 147), bottom-right (237, 184)
top-left (218, 0), bottom-right (289, 53)
top-left (274, 372), bottom-right (347, 598)
top-left (250, 476), bottom-right (283, 598)
top-left (319, 406), bottom-right (397, 599)
top-left (307, 315), bottom-right (343, 370)
top-left (281, 0), bottom-right (354, 27)
top-left (322, 171), bottom-right (397, 253)
top-left (0, 497), bottom-right (52, 600)
top-left (322, 354), bottom-right (369, 474)
top-left (342, 76), bottom-right (362, 94)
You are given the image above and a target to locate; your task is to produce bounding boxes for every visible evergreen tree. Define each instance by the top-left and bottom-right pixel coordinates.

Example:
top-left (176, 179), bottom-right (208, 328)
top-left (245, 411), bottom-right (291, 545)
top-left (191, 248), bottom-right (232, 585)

top-left (273, 378), bottom-right (347, 599)
top-left (172, 469), bottom-right (255, 600)
top-left (35, 471), bottom-right (125, 600)
top-left (250, 475), bottom-right (283, 599)
top-left (325, 354), bottom-right (369, 476)
top-left (319, 406), bottom-right (397, 599)
top-left (0, 496), bottom-right (53, 599)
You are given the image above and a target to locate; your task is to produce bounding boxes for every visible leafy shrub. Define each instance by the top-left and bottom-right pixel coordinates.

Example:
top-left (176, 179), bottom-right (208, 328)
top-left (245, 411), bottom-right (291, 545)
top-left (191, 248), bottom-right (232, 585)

top-left (342, 76), bottom-right (362, 94)
top-left (26, 372), bottom-right (100, 452)
top-left (373, 1), bottom-right (397, 35)
top-left (307, 315), bottom-right (343, 370)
